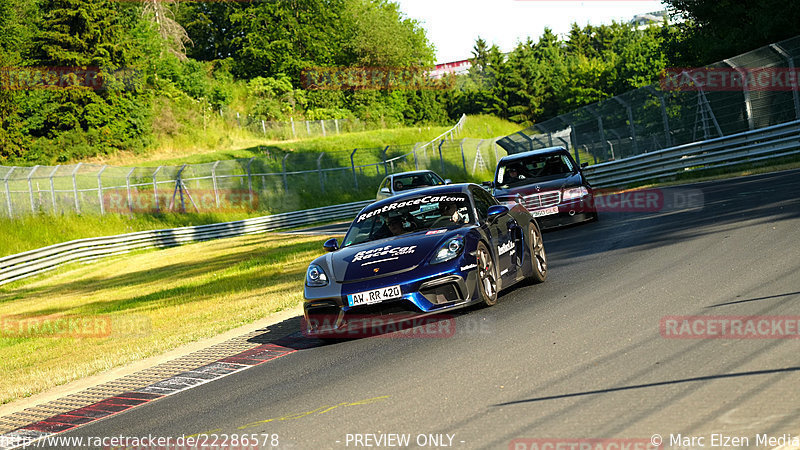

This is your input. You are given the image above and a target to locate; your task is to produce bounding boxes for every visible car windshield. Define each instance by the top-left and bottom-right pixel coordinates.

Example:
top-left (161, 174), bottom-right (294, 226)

top-left (392, 172), bottom-right (444, 192)
top-left (343, 194), bottom-right (473, 247)
top-left (496, 153), bottom-right (575, 186)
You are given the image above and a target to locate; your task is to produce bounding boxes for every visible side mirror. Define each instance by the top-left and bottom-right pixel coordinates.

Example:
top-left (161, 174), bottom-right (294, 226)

top-left (323, 238), bottom-right (339, 252)
top-left (481, 181), bottom-right (494, 188)
top-left (444, 179), bottom-right (452, 185)
top-left (487, 205), bottom-right (509, 222)
top-left (581, 162), bottom-right (589, 169)
top-left (380, 187), bottom-right (390, 194)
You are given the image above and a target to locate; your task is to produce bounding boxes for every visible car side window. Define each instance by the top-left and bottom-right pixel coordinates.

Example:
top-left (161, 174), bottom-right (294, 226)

top-left (470, 186), bottom-right (495, 222)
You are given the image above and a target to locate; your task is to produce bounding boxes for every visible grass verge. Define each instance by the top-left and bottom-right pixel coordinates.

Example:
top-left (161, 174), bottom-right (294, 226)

top-left (0, 232), bottom-right (333, 405)
top-left (80, 115), bottom-right (520, 167)
top-left (0, 212), bottom-right (256, 258)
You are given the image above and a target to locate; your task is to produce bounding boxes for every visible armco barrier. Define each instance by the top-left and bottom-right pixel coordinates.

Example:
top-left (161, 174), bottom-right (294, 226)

top-left (0, 199), bottom-right (372, 286)
top-left (582, 119), bottom-right (800, 187)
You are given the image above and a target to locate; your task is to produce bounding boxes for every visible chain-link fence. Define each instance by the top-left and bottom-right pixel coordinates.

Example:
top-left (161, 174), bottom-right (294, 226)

top-left (498, 35), bottom-right (800, 165)
top-left (232, 116), bottom-right (368, 140)
top-left (0, 115), bottom-right (507, 217)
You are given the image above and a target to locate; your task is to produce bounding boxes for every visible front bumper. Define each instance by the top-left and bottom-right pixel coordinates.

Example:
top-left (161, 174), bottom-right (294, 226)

top-left (303, 259), bottom-right (479, 335)
top-left (531, 197), bottom-right (597, 229)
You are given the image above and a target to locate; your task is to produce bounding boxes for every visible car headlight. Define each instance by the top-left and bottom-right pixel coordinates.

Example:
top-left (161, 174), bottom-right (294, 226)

top-left (431, 237), bottom-right (464, 264)
top-left (306, 264), bottom-right (329, 287)
top-left (563, 186), bottom-right (589, 201)
top-left (497, 196), bottom-right (521, 209)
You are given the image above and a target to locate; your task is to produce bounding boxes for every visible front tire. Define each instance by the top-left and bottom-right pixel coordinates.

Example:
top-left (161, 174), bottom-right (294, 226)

top-left (527, 222), bottom-right (547, 284)
top-left (476, 242), bottom-right (498, 306)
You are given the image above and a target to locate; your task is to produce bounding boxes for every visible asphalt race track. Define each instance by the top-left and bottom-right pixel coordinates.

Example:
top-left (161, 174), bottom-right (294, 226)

top-left (46, 170), bottom-right (800, 449)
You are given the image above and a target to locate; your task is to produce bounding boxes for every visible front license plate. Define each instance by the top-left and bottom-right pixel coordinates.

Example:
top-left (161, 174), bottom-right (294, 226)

top-left (348, 285), bottom-right (402, 307)
top-left (530, 206), bottom-right (559, 217)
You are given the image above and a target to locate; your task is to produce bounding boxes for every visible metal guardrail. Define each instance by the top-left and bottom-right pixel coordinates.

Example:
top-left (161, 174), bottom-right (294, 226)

top-left (0, 200), bottom-right (372, 286)
top-left (582, 119), bottom-right (800, 187)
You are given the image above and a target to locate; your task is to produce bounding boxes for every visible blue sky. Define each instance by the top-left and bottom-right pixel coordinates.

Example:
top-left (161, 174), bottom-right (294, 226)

top-left (393, 0), bottom-right (667, 63)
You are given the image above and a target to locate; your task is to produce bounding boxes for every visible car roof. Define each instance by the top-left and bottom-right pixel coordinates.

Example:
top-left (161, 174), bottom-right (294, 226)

top-left (499, 146), bottom-right (569, 163)
top-left (389, 170), bottom-right (440, 178)
top-left (368, 183), bottom-right (473, 209)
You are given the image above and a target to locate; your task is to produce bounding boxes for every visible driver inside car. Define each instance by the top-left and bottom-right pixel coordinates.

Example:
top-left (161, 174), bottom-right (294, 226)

top-left (505, 166), bottom-right (525, 183)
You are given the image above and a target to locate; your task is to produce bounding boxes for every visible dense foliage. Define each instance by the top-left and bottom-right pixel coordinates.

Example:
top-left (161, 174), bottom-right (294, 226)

top-left (0, 0), bottom-right (443, 164)
top-left (450, 23), bottom-right (672, 126)
top-left (0, 0), bottom-right (796, 164)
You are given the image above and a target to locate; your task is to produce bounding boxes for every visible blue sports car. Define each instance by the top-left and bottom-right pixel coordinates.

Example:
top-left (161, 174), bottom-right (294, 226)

top-left (303, 183), bottom-right (547, 336)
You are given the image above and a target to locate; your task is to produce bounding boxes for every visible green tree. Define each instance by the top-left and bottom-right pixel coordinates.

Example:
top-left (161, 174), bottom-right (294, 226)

top-left (664, 0), bottom-right (800, 64)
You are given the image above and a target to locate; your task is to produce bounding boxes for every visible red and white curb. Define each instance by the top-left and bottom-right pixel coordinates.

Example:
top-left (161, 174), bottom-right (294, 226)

top-left (0, 336), bottom-right (311, 449)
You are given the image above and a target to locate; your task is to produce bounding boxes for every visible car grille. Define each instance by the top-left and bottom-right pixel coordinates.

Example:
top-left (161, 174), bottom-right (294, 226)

top-left (522, 191), bottom-right (560, 210)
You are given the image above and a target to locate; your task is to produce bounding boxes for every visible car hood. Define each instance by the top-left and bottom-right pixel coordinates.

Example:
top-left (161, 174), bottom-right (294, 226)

top-left (493, 173), bottom-right (582, 199)
top-left (328, 229), bottom-right (461, 283)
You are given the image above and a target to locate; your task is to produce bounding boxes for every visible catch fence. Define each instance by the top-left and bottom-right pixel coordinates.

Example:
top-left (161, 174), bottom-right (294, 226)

top-left (0, 115), bottom-right (509, 217)
top-left (497, 35), bottom-right (800, 166)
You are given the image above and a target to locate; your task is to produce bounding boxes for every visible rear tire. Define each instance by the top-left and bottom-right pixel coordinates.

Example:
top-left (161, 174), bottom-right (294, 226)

top-left (476, 242), bottom-right (498, 306)
top-left (527, 222), bottom-right (547, 284)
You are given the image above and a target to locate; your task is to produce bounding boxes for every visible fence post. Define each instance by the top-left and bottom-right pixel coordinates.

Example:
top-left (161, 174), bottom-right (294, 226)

top-left (335, 118), bottom-right (340, 134)
top-left (152, 166), bottom-right (162, 212)
top-left (724, 60), bottom-right (754, 130)
top-left (586, 106), bottom-right (608, 155)
top-left (321, 120), bottom-right (326, 137)
top-left (608, 130), bottom-right (622, 160)
top-left (27, 165), bottom-right (39, 213)
top-left (3, 167), bottom-right (15, 218)
top-left (282, 154), bottom-right (290, 193)
top-left (247, 157), bottom-right (255, 209)
top-left (48, 165), bottom-right (59, 214)
top-left (438, 140), bottom-right (445, 173)
top-left (290, 117), bottom-right (297, 139)
top-left (459, 138), bottom-right (467, 174)
top-left (97, 165), bottom-right (107, 215)
top-left (645, 86), bottom-right (672, 148)
top-left (173, 164), bottom-right (188, 213)
top-left (126, 167), bottom-right (135, 214)
top-left (492, 139), bottom-right (499, 164)
top-left (261, 119), bottom-right (266, 137)
top-left (317, 153), bottom-right (325, 194)
top-left (412, 143), bottom-right (420, 170)
top-left (211, 161), bottom-right (221, 208)
top-left (71, 163), bottom-right (81, 213)
top-left (770, 44), bottom-right (800, 119)
top-left (612, 97), bottom-right (639, 155)
top-left (568, 122), bottom-right (582, 165)
top-left (306, 120), bottom-right (311, 136)
top-left (350, 149), bottom-right (359, 189)
top-left (381, 146), bottom-right (389, 175)
top-left (516, 131), bottom-right (534, 151)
